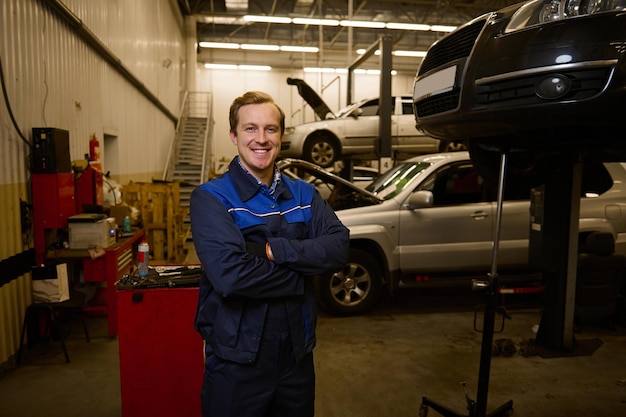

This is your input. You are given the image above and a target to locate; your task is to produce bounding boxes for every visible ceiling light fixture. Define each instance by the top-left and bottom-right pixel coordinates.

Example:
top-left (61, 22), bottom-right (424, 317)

top-left (204, 63), bottom-right (271, 71)
top-left (339, 20), bottom-right (386, 29)
top-left (241, 44), bottom-right (280, 51)
top-left (430, 25), bottom-right (457, 32)
top-left (292, 17), bottom-right (339, 26)
top-left (386, 22), bottom-right (431, 31)
top-left (280, 45), bottom-right (320, 53)
top-left (393, 50), bottom-right (427, 58)
top-left (303, 67), bottom-right (397, 75)
top-left (242, 15), bottom-right (456, 33)
top-left (199, 42), bottom-right (319, 53)
top-left (303, 67), bottom-right (347, 74)
top-left (199, 41), bottom-right (239, 49)
top-left (243, 15), bottom-right (291, 24)
top-left (239, 65), bottom-right (272, 71)
top-left (204, 63), bottom-right (238, 70)
top-left (356, 49), bottom-right (428, 58)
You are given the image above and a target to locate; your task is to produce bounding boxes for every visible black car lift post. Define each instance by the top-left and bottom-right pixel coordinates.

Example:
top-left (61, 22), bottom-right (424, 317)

top-left (419, 150), bottom-right (513, 417)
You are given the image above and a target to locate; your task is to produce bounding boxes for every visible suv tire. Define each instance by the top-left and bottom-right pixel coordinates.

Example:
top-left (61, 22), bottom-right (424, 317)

top-left (304, 133), bottom-right (339, 168)
top-left (316, 248), bottom-right (382, 316)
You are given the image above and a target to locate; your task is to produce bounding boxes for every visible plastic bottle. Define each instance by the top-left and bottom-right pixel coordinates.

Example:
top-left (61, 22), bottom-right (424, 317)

top-left (138, 240), bottom-right (150, 277)
top-left (123, 216), bottom-right (131, 233)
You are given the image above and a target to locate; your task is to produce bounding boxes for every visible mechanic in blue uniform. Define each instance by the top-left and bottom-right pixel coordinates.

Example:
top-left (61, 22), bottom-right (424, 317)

top-left (190, 91), bottom-right (350, 417)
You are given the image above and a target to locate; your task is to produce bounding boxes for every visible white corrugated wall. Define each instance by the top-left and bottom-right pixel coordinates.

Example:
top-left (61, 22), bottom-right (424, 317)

top-left (0, 0), bottom-right (184, 366)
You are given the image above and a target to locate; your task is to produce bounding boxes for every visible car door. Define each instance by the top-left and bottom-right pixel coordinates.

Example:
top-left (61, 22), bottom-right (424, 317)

top-left (342, 98), bottom-right (380, 154)
top-left (397, 161), bottom-right (496, 272)
top-left (393, 96), bottom-right (439, 154)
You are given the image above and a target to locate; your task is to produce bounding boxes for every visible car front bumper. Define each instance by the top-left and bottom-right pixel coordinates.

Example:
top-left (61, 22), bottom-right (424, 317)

top-left (413, 9), bottom-right (626, 152)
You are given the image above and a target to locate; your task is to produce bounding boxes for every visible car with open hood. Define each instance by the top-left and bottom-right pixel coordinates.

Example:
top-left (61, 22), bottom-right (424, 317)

top-left (412, 0), bottom-right (626, 186)
top-left (280, 78), bottom-right (457, 168)
top-left (277, 158), bottom-right (382, 211)
top-left (312, 151), bottom-right (626, 316)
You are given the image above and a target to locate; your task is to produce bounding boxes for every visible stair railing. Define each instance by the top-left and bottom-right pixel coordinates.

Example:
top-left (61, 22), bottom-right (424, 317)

top-left (163, 91), bottom-right (190, 181)
top-left (186, 91), bottom-right (213, 184)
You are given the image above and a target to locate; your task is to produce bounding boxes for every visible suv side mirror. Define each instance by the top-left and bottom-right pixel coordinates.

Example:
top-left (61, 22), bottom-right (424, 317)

top-left (405, 190), bottom-right (434, 209)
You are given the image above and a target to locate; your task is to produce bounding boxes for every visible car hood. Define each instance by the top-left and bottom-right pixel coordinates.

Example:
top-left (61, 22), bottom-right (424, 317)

top-left (277, 158), bottom-right (383, 210)
top-left (287, 78), bottom-right (335, 120)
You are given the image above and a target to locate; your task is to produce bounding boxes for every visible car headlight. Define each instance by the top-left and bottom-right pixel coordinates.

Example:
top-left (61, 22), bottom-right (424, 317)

top-left (285, 126), bottom-right (296, 135)
top-left (506, 0), bottom-right (626, 33)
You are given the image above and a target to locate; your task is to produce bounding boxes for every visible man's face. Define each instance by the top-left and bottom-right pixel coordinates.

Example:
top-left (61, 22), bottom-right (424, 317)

top-left (230, 102), bottom-right (282, 184)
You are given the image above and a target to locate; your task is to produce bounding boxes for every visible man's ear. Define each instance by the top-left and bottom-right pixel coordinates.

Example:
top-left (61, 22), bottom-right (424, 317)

top-left (229, 130), bottom-right (237, 145)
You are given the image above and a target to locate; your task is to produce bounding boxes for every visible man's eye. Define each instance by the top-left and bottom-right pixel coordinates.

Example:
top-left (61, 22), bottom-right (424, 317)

top-left (245, 127), bottom-right (257, 132)
top-left (266, 127), bottom-right (277, 133)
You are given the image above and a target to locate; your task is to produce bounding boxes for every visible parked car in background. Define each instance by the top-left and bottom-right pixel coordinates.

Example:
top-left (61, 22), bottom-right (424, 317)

top-left (314, 152), bottom-right (626, 316)
top-left (281, 78), bottom-right (459, 168)
top-left (412, 1), bottom-right (626, 185)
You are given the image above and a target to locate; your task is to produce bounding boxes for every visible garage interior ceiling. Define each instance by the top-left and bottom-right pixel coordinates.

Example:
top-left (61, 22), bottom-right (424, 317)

top-left (177, 0), bottom-right (521, 73)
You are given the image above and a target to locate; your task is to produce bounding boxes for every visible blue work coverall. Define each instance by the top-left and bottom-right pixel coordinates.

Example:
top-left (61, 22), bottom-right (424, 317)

top-left (190, 157), bottom-right (349, 417)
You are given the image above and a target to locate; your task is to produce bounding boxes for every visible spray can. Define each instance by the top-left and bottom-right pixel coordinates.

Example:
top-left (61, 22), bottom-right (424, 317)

top-left (138, 240), bottom-right (150, 277)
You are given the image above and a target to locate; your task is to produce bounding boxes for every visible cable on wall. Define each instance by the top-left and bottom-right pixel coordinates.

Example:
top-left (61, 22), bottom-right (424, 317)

top-left (0, 55), bottom-right (30, 147)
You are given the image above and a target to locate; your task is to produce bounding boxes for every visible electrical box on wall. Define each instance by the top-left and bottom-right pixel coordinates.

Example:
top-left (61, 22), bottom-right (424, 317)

top-left (32, 127), bottom-right (71, 173)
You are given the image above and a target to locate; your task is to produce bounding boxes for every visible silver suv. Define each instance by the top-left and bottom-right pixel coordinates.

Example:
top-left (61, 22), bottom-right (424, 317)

top-left (280, 78), bottom-right (451, 168)
top-left (316, 151), bottom-right (626, 316)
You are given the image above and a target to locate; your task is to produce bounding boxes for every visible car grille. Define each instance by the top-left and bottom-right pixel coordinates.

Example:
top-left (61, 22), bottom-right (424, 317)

top-left (475, 67), bottom-right (613, 108)
top-left (418, 19), bottom-right (486, 76)
top-left (414, 90), bottom-right (460, 118)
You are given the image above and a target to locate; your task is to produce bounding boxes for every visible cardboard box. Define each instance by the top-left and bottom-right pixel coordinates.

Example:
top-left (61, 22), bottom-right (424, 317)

top-left (110, 205), bottom-right (132, 226)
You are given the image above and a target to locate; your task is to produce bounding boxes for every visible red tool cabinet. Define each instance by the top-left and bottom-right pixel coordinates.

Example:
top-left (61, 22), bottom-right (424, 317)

top-left (117, 287), bottom-right (203, 417)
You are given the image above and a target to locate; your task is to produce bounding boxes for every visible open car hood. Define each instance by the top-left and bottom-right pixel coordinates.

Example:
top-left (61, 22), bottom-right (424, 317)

top-left (287, 78), bottom-right (335, 120)
top-left (277, 158), bottom-right (382, 211)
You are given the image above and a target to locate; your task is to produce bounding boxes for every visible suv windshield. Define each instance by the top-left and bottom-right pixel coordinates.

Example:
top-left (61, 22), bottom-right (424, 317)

top-left (366, 161), bottom-right (431, 200)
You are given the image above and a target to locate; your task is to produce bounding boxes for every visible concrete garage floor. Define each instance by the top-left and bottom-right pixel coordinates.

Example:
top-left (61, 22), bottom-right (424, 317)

top-left (1, 286), bottom-right (625, 417)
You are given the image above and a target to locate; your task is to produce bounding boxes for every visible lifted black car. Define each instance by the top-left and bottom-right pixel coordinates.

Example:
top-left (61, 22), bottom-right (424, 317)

top-left (413, 0), bottom-right (626, 184)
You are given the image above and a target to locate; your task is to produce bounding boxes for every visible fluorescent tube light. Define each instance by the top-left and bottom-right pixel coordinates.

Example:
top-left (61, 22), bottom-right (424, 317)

top-left (357, 48), bottom-right (427, 58)
top-left (241, 44), bottom-right (280, 51)
top-left (199, 42), bottom-right (239, 49)
top-left (292, 17), bottom-right (339, 26)
top-left (356, 49), bottom-right (381, 55)
top-left (204, 63), bottom-right (238, 70)
top-left (304, 67), bottom-right (347, 74)
top-left (431, 25), bottom-right (457, 32)
top-left (238, 65), bottom-right (272, 71)
top-left (393, 50), bottom-right (427, 57)
top-left (280, 46), bottom-right (319, 53)
top-left (244, 15), bottom-right (292, 24)
top-left (201, 15), bottom-right (457, 33)
top-left (204, 63), bottom-right (272, 71)
top-left (340, 20), bottom-right (386, 28)
top-left (386, 22), bottom-right (431, 31)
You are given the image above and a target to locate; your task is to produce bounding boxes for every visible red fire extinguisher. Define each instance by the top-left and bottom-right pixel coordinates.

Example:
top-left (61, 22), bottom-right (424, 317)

top-left (89, 134), bottom-right (100, 161)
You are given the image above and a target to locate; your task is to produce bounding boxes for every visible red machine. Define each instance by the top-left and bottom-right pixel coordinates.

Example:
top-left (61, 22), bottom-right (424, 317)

top-left (74, 165), bottom-right (104, 213)
top-left (32, 173), bottom-right (76, 264)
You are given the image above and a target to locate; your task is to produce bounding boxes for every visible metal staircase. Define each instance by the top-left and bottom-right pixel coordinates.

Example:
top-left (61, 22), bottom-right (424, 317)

top-left (163, 91), bottom-right (213, 211)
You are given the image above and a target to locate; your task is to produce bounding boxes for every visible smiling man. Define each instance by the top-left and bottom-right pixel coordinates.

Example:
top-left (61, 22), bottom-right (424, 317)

top-left (190, 91), bottom-right (350, 417)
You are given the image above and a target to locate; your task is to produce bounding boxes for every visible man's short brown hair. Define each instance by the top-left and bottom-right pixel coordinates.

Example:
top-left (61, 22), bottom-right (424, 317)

top-left (229, 91), bottom-right (285, 134)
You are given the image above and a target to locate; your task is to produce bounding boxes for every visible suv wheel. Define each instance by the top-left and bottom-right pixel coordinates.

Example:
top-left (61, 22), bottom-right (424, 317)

top-left (316, 248), bottom-right (382, 316)
top-left (304, 133), bottom-right (338, 168)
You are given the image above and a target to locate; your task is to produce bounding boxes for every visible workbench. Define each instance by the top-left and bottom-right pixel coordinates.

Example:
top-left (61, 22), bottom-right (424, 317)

top-left (46, 228), bottom-right (145, 335)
